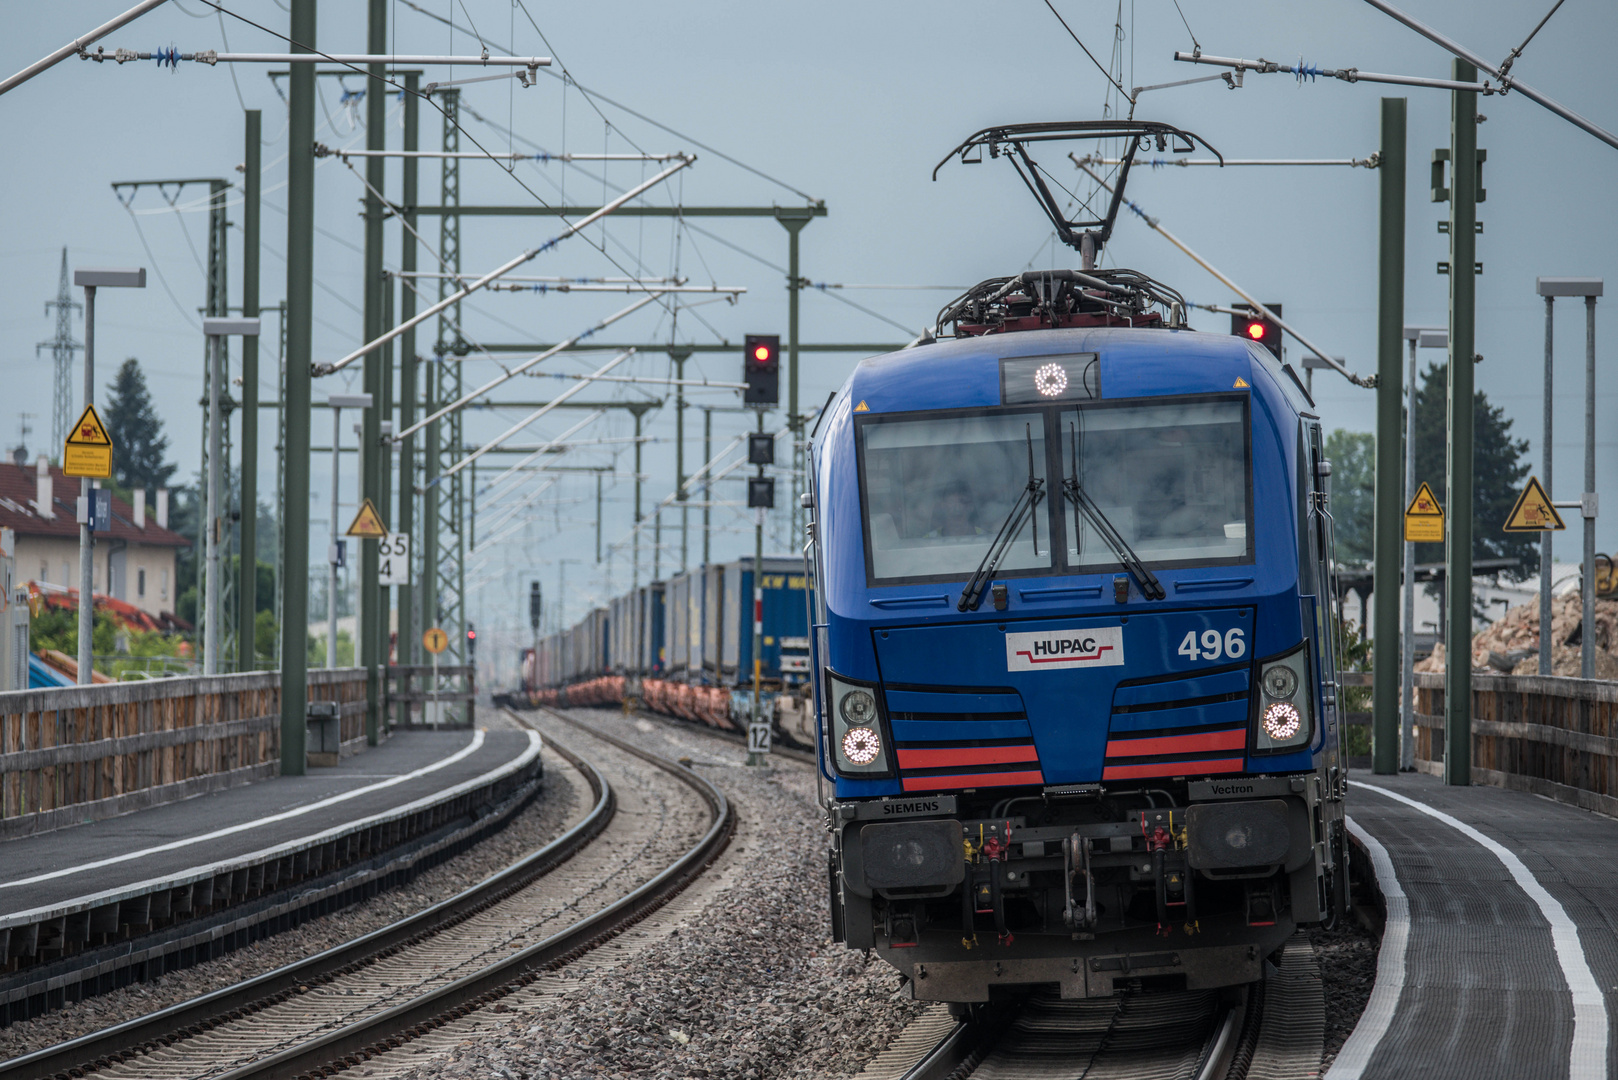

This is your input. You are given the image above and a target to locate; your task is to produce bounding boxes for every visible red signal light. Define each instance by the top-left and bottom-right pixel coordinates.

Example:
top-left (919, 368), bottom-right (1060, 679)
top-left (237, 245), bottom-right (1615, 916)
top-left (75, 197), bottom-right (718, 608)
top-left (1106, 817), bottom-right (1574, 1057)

top-left (1245, 321), bottom-right (1267, 341)
top-left (752, 343), bottom-right (771, 362)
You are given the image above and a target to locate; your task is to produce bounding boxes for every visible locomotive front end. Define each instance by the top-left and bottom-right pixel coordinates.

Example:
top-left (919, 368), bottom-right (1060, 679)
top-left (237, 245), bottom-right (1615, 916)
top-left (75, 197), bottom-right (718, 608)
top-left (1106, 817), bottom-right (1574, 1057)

top-left (808, 314), bottom-right (1346, 1003)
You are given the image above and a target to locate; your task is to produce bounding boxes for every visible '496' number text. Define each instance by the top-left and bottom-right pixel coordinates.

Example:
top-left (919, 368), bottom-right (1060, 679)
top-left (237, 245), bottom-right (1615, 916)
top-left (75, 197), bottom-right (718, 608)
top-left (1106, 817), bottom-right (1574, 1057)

top-left (1178, 628), bottom-right (1246, 662)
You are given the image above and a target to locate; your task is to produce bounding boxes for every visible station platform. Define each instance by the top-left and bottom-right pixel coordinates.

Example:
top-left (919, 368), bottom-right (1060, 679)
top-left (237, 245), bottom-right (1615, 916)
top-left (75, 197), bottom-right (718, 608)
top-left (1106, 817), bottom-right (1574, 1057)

top-left (0, 726), bottom-right (542, 1023)
top-left (1330, 768), bottom-right (1613, 1080)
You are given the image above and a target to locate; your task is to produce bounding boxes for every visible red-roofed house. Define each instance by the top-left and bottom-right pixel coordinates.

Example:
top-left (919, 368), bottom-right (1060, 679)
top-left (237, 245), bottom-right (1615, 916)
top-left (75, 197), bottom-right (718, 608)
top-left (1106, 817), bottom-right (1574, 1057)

top-left (0, 456), bottom-right (190, 620)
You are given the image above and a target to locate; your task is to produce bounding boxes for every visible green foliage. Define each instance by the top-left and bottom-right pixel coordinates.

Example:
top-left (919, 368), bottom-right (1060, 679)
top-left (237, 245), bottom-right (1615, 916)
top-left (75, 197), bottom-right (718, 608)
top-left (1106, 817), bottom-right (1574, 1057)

top-left (1411, 360), bottom-right (1534, 575)
top-left (30, 605), bottom-right (191, 680)
top-left (103, 359), bottom-right (177, 492)
top-left (1337, 618), bottom-right (1373, 757)
top-left (253, 609), bottom-right (279, 667)
top-left (1324, 430), bottom-right (1376, 564)
top-left (307, 628), bottom-right (354, 667)
top-left (29, 605), bottom-right (84, 655)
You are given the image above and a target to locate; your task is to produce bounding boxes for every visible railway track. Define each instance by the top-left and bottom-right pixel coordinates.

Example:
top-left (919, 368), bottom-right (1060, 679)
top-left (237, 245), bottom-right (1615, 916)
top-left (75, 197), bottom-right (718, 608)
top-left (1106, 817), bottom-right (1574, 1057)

top-left (864, 936), bottom-right (1323, 1080)
top-left (1, 710), bottom-right (732, 1080)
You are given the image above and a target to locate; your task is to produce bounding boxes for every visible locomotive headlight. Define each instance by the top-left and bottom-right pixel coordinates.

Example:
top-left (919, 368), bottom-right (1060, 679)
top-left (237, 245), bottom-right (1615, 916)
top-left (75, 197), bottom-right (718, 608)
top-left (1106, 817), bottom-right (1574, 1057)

top-left (1255, 644), bottom-right (1313, 752)
top-left (840, 689), bottom-right (878, 725)
top-left (1261, 664), bottom-right (1298, 700)
top-left (842, 726), bottom-right (882, 765)
top-left (827, 670), bottom-right (892, 777)
top-left (1261, 702), bottom-right (1302, 741)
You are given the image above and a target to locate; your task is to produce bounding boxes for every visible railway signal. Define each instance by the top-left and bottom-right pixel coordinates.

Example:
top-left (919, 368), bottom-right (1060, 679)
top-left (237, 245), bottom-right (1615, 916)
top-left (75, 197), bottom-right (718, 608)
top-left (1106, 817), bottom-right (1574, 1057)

top-left (743, 334), bottom-right (780, 405)
top-left (747, 431), bottom-right (775, 465)
top-left (529, 582), bottom-right (543, 631)
top-left (1231, 304), bottom-right (1283, 361)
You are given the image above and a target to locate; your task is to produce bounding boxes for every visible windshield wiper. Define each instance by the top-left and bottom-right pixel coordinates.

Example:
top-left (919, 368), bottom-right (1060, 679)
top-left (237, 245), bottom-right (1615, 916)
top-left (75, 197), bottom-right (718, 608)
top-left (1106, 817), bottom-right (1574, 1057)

top-left (959, 425), bottom-right (1046, 612)
top-left (1064, 422), bottom-right (1165, 601)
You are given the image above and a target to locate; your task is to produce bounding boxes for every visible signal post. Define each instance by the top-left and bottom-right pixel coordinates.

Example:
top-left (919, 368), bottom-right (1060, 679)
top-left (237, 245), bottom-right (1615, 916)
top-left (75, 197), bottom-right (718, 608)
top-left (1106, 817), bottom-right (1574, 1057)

top-left (743, 336), bottom-right (779, 766)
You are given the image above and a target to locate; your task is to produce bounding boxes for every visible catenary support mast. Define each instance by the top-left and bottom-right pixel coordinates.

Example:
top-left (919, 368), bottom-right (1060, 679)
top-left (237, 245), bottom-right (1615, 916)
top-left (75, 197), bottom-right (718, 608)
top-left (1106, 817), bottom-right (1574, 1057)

top-left (1372, 98), bottom-right (1406, 775)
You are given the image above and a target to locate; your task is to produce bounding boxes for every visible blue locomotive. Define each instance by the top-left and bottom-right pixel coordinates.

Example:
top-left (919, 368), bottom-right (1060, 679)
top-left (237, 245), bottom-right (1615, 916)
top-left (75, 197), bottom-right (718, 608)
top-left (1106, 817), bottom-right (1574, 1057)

top-left (806, 121), bottom-right (1347, 1002)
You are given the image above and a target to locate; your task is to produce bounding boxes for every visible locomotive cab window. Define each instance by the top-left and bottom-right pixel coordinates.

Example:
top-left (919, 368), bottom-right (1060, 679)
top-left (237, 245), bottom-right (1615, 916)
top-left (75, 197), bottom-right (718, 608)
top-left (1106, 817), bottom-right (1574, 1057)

top-left (857, 410), bottom-right (1053, 584)
top-left (1061, 395), bottom-right (1252, 570)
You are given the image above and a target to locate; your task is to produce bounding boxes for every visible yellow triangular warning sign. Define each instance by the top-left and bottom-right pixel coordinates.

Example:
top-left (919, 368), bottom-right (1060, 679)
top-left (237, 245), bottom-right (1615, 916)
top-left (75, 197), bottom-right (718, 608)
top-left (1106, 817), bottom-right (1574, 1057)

top-left (1502, 476), bottom-right (1566, 533)
top-left (1404, 481), bottom-right (1444, 542)
top-left (854, 400), bottom-right (869, 412)
top-left (345, 497), bottom-right (389, 538)
top-left (67, 404), bottom-right (112, 446)
top-left (1233, 377), bottom-right (1250, 388)
top-left (1406, 481), bottom-right (1443, 518)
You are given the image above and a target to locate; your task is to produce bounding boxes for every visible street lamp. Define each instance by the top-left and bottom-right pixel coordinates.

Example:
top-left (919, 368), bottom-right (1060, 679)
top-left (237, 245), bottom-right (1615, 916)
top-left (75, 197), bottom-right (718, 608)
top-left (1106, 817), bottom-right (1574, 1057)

top-left (201, 317), bottom-right (261, 675)
top-left (71, 267), bottom-right (145, 685)
top-left (326, 392), bottom-right (372, 669)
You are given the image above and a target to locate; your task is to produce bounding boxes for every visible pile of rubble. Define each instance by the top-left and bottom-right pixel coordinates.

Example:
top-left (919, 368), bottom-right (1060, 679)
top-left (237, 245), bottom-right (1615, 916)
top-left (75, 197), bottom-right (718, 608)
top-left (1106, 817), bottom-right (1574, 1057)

top-left (1416, 590), bottom-right (1618, 678)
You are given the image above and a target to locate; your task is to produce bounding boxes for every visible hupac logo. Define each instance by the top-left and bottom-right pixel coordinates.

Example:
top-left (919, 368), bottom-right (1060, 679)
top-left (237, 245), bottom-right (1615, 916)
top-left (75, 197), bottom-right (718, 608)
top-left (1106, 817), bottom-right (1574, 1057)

top-left (1006, 626), bottom-right (1125, 671)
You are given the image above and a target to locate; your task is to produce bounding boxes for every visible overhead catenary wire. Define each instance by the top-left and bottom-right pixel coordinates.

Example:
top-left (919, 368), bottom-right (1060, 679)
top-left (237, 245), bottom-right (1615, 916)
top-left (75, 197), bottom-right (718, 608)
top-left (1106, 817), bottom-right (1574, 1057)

top-left (1173, 51), bottom-right (1500, 94)
top-left (1074, 153), bottom-right (1379, 168)
top-left (423, 349), bottom-right (641, 489)
top-left (1360, 0), bottom-right (1618, 152)
top-left (81, 49), bottom-right (550, 68)
top-left (475, 411), bottom-right (606, 512)
top-left (194, 0), bottom-right (679, 304)
top-left (394, 295), bottom-right (662, 444)
top-left (394, 0), bottom-right (821, 203)
top-left (319, 157), bottom-right (693, 376)
top-left (1070, 155), bottom-right (1373, 389)
top-left (0, 0), bottom-right (171, 97)
top-left (317, 148), bottom-right (686, 162)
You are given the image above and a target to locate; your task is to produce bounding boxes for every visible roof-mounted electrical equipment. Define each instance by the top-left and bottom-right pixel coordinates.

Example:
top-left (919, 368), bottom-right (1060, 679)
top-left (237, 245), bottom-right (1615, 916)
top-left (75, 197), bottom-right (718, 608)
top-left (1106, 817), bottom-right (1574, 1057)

top-left (934, 120), bottom-right (1222, 268)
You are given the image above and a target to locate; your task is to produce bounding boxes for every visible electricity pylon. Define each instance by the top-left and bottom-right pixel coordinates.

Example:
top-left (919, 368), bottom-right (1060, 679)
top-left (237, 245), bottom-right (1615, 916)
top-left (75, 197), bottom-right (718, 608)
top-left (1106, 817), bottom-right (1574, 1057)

top-left (36, 247), bottom-right (82, 451)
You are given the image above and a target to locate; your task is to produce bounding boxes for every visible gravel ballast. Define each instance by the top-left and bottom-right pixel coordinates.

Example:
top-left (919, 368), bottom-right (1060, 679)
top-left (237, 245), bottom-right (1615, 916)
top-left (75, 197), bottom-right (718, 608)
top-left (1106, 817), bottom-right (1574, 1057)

top-left (384, 707), bottom-right (929, 1080)
top-left (0, 736), bottom-right (583, 1063)
top-left (1311, 910), bottom-right (1379, 1070)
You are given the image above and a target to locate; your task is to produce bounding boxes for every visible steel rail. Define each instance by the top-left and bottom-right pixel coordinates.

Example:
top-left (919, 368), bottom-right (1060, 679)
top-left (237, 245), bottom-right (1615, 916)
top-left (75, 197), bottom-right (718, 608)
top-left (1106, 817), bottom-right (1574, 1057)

top-left (892, 993), bottom-right (1244, 1080)
top-left (205, 708), bottom-right (731, 1080)
top-left (2, 733), bottom-right (611, 1080)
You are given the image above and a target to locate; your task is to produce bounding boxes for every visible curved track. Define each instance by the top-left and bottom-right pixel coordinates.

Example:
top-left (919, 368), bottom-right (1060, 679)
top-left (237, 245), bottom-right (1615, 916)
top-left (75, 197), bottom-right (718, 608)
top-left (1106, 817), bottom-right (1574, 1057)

top-left (2, 711), bottom-right (732, 1080)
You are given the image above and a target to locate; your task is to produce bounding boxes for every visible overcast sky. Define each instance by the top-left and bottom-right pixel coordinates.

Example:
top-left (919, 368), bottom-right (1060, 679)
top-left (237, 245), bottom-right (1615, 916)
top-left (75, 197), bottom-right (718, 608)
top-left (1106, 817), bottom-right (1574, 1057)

top-left (2, 0), bottom-right (1614, 644)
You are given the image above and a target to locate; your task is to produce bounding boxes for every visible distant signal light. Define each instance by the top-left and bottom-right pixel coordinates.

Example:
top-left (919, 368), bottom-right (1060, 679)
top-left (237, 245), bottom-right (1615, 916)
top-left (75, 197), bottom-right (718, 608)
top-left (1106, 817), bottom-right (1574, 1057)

top-left (1230, 304), bottom-right (1282, 360)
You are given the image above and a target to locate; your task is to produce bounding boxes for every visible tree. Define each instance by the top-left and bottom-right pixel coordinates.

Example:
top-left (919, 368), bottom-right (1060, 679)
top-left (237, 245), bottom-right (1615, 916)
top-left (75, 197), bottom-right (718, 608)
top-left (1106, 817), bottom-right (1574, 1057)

top-left (1324, 430), bottom-right (1375, 563)
top-left (104, 359), bottom-right (177, 492)
top-left (1411, 360), bottom-right (1534, 575)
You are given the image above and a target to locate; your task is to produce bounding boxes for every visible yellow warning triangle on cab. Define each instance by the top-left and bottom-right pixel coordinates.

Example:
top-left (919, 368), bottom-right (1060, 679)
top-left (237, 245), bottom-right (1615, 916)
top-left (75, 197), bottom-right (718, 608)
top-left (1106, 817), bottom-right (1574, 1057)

top-left (1502, 475), bottom-right (1566, 532)
top-left (345, 497), bottom-right (389, 539)
top-left (1233, 377), bottom-right (1250, 388)
top-left (67, 404), bottom-right (112, 446)
top-left (854, 400), bottom-right (869, 412)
